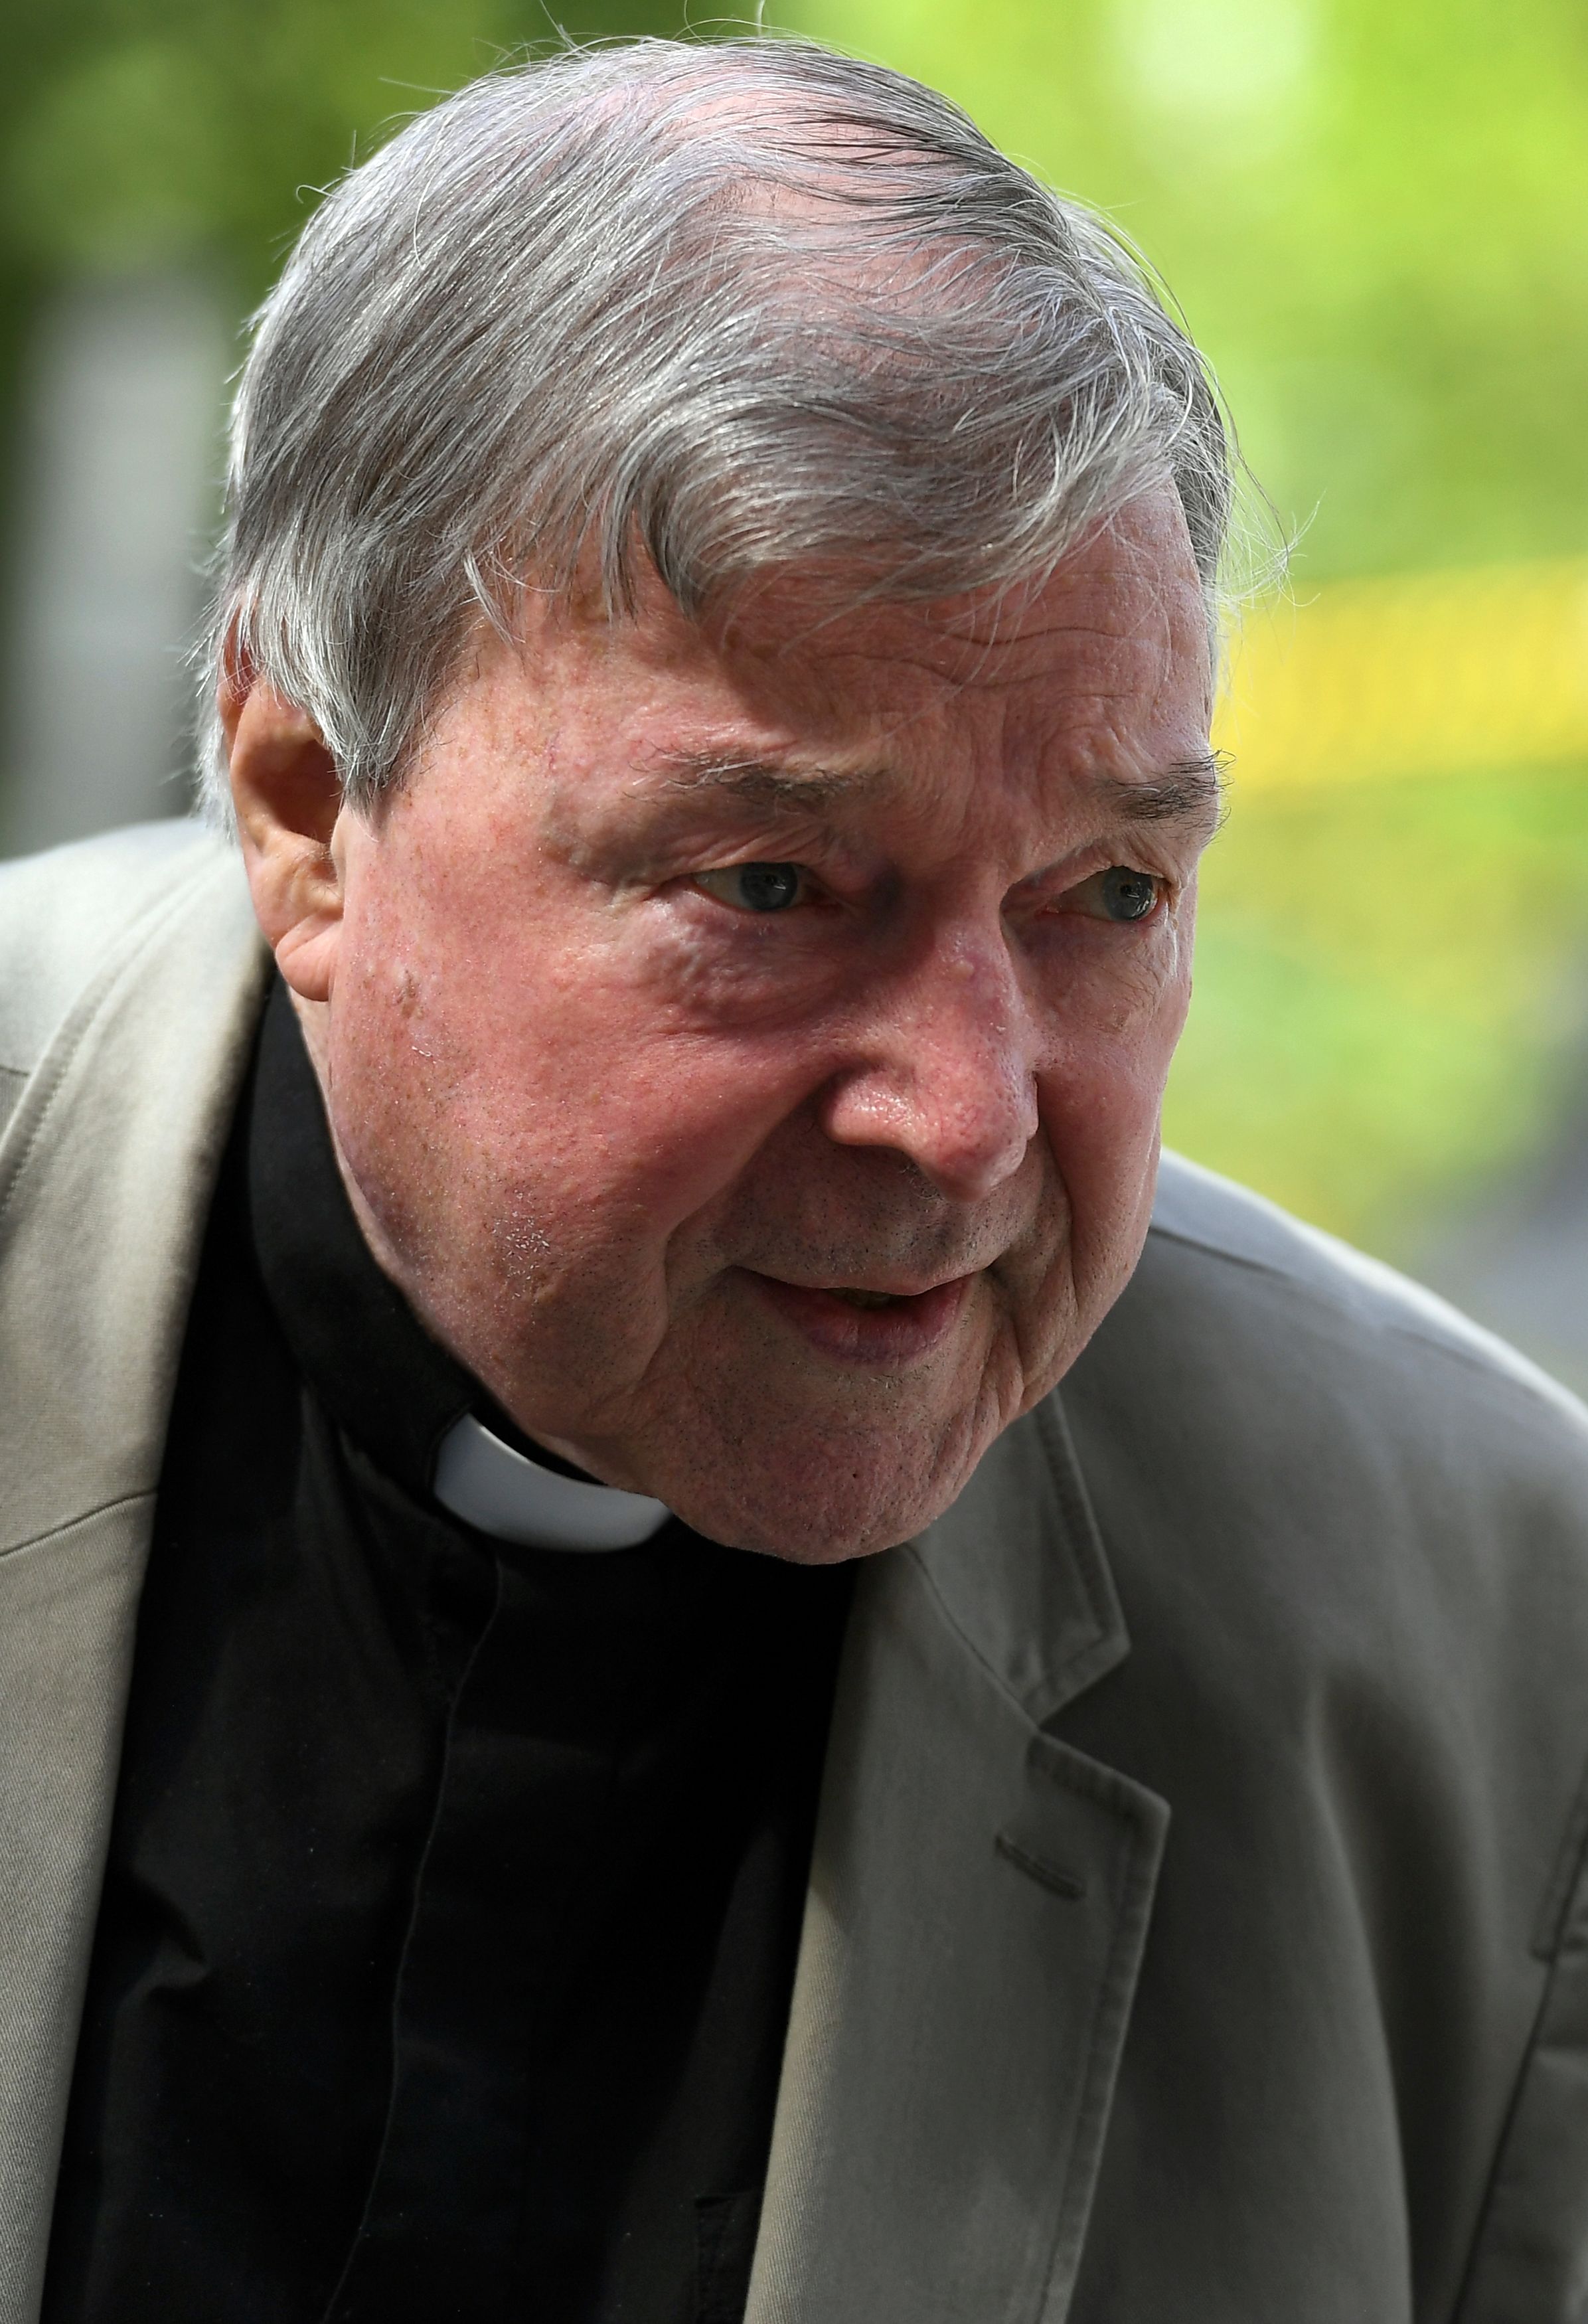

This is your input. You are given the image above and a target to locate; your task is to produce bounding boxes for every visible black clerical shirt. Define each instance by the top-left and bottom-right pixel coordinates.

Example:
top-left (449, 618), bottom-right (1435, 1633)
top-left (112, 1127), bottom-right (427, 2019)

top-left (44, 983), bottom-right (854, 2324)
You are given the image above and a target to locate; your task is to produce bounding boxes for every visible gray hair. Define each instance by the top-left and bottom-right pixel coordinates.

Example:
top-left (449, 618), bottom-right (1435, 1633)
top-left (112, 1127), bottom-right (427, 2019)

top-left (201, 35), bottom-right (1237, 816)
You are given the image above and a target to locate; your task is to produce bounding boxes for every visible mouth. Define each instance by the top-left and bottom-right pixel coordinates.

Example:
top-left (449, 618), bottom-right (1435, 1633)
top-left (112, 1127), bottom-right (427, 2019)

top-left (741, 1268), bottom-right (977, 1365)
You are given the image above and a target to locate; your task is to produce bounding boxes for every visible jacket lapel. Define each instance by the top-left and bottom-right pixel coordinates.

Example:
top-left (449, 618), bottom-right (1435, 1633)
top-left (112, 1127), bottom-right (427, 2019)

top-left (0, 840), bottom-right (265, 2323)
top-left (748, 1397), bottom-right (1168, 2324)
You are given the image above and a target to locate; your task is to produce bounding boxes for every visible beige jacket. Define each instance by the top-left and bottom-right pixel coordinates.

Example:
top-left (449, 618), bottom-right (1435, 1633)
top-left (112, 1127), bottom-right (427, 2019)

top-left (5, 822), bottom-right (1588, 2323)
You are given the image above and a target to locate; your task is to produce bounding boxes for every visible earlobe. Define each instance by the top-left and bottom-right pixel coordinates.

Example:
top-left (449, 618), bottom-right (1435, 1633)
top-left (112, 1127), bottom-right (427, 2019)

top-left (222, 661), bottom-right (347, 1005)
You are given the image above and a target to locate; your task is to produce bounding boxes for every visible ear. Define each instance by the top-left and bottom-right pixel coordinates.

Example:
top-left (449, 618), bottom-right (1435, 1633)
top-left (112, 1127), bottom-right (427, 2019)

top-left (220, 640), bottom-right (347, 1005)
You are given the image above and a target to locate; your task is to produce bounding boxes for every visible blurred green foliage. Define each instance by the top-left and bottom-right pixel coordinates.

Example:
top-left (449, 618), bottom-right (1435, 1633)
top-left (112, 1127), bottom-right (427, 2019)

top-left (0, 0), bottom-right (705, 537)
top-left (0, 0), bottom-right (696, 292)
top-left (1174, 771), bottom-right (1588, 1240)
top-left (0, 0), bottom-right (704, 806)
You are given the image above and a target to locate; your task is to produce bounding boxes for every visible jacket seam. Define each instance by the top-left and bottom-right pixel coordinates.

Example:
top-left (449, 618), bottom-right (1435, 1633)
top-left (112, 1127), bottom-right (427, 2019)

top-left (902, 1545), bottom-right (1036, 1728)
top-left (1037, 1770), bottom-right (1167, 2313)
top-left (903, 1395), bottom-right (1128, 1730)
top-left (1531, 1740), bottom-right (1588, 1960)
top-left (0, 1490), bottom-right (156, 1564)
top-left (1448, 1803), bottom-right (1588, 2321)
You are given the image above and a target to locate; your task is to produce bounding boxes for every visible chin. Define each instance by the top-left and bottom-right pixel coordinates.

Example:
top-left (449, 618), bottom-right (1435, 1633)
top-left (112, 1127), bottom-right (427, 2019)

top-left (656, 1416), bottom-right (994, 1565)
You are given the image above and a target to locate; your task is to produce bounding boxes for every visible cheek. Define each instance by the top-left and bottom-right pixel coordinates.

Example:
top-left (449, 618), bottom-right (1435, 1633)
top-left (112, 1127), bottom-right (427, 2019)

top-left (633, 906), bottom-right (821, 1022)
top-left (1034, 927), bottom-right (1192, 1279)
top-left (1038, 908), bottom-right (1193, 1121)
top-left (331, 862), bottom-right (830, 1275)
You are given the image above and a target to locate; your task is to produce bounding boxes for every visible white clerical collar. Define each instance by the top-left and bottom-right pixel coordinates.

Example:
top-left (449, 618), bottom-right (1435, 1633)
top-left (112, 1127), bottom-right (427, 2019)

top-left (432, 1412), bottom-right (673, 1552)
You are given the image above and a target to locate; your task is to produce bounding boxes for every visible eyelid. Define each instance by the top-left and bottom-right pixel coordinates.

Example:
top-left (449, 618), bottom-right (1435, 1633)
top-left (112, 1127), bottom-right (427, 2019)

top-left (1017, 856), bottom-right (1162, 901)
top-left (1036, 865), bottom-right (1166, 923)
top-left (693, 861), bottom-right (815, 912)
top-left (1017, 835), bottom-right (1168, 894)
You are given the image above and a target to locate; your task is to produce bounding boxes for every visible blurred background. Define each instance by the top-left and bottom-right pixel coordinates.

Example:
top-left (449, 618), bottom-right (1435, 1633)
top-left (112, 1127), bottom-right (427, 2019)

top-left (2, 0), bottom-right (1586, 1380)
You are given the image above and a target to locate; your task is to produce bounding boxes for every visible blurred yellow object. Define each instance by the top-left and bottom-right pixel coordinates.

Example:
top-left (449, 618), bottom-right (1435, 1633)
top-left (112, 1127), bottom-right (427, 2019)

top-left (1216, 559), bottom-right (1588, 789)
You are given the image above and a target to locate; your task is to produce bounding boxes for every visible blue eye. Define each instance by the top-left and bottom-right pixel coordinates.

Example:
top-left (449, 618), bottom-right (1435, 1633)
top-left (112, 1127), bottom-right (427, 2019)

top-left (697, 863), bottom-right (807, 913)
top-left (1098, 867), bottom-right (1159, 922)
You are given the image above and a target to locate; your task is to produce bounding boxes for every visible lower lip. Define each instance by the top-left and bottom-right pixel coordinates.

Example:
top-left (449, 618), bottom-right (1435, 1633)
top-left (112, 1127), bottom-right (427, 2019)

top-left (743, 1270), bottom-right (975, 1365)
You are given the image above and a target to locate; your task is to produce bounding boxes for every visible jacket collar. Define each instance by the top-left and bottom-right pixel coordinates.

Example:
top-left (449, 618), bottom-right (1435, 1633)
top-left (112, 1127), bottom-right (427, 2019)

top-left (910, 1391), bottom-right (1131, 1724)
top-left (747, 1396), bottom-right (1166, 2324)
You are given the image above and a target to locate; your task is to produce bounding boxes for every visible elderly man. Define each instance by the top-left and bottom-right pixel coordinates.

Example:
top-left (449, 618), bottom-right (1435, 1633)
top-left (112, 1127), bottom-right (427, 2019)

top-left (3, 34), bottom-right (1587, 2324)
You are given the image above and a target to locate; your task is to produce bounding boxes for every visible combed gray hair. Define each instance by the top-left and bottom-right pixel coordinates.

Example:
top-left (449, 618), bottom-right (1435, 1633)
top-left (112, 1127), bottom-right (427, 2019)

top-left (201, 34), bottom-right (1237, 816)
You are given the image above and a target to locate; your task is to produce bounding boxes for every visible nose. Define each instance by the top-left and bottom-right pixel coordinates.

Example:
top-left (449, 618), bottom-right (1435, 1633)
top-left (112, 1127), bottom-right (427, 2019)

top-left (817, 931), bottom-right (1042, 1203)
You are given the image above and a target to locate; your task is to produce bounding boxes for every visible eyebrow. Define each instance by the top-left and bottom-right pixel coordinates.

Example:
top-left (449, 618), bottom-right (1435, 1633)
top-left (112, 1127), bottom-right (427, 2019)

top-left (1091, 754), bottom-right (1228, 832)
top-left (649, 750), bottom-right (889, 812)
top-left (649, 746), bottom-right (1227, 829)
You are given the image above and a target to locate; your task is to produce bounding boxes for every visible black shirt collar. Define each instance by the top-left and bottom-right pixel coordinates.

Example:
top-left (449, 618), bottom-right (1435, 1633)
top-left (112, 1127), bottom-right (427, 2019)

top-left (246, 978), bottom-right (601, 1513)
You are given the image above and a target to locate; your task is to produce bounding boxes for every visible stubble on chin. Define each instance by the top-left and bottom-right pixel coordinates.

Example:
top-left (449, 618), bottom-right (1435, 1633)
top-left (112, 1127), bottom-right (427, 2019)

top-left (609, 1276), bottom-right (1024, 1558)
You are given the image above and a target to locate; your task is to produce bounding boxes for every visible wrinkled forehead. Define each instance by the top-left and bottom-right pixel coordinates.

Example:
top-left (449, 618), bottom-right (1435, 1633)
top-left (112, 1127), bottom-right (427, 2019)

top-left (697, 492), bottom-right (1212, 735)
top-left (495, 489), bottom-right (1212, 838)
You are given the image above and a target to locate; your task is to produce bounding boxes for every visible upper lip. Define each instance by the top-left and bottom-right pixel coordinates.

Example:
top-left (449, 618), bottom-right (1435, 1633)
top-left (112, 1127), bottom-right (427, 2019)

top-left (750, 1268), bottom-right (975, 1298)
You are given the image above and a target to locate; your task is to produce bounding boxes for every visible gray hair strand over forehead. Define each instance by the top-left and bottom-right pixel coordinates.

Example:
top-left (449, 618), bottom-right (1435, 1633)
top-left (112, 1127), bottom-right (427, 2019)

top-left (201, 35), bottom-right (1237, 816)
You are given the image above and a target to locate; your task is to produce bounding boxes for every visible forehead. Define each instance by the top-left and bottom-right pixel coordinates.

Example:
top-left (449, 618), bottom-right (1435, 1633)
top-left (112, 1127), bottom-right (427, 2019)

top-left (725, 499), bottom-right (1208, 756)
top-left (459, 489), bottom-right (1212, 814)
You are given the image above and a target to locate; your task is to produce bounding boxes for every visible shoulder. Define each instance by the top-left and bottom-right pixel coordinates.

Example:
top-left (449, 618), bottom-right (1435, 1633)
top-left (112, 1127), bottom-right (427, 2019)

top-left (1121, 1145), bottom-right (1588, 1450)
top-left (1062, 1147), bottom-right (1588, 1758)
top-left (1054, 1161), bottom-right (1588, 2278)
top-left (0, 821), bottom-right (240, 1084)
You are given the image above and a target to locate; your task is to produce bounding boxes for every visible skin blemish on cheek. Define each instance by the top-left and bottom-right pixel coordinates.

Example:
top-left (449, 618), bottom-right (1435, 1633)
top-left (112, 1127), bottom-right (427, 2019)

top-left (489, 1208), bottom-right (557, 1297)
top-left (536, 789), bottom-right (603, 879)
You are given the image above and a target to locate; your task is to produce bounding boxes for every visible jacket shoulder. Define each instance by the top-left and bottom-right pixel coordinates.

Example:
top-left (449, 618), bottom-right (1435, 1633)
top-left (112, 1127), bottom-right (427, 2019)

top-left (0, 821), bottom-right (232, 1090)
top-left (1145, 1146), bottom-right (1586, 1430)
top-left (1064, 1147), bottom-right (1588, 1778)
top-left (1058, 1163), bottom-right (1588, 2321)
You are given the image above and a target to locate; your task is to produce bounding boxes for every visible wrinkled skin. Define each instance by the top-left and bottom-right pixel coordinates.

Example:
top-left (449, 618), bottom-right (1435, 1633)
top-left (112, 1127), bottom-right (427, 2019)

top-left (227, 491), bottom-right (1218, 1560)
